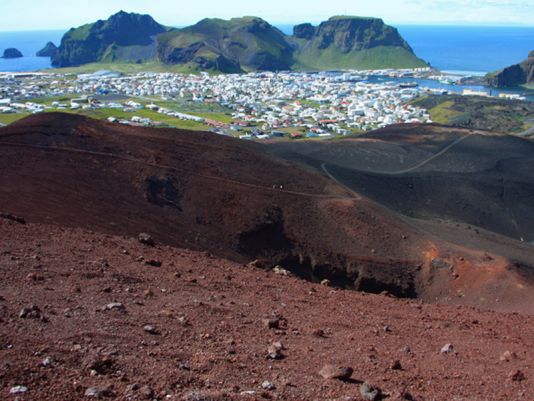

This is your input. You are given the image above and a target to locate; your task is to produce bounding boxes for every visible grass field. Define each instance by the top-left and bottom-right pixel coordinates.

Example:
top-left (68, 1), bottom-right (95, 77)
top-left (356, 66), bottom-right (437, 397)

top-left (0, 113), bottom-right (31, 125)
top-left (411, 94), bottom-right (534, 134)
top-left (45, 62), bottom-right (206, 75)
top-left (293, 46), bottom-right (427, 71)
top-left (155, 99), bottom-right (234, 123)
top-left (425, 100), bottom-right (465, 124)
top-left (17, 94), bottom-right (235, 128)
top-left (59, 108), bottom-right (213, 130)
top-left (0, 108), bottom-right (212, 131)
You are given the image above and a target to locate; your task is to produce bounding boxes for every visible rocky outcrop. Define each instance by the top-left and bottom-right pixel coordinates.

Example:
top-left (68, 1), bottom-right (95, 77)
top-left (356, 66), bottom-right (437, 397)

top-left (295, 16), bottom-right (414, 52)
top-left (291, 16), bottom-right (427, 70)
top-left (293, 23), bottom-right (316, 40)
top-left (36, 42), bottom-right (58, 57)
top-left (52, 11), bottom-right (167, 67)
top-left (2, 48), bottom-right (23, 58)
top-left (488, 51), bottom-right (534, 87)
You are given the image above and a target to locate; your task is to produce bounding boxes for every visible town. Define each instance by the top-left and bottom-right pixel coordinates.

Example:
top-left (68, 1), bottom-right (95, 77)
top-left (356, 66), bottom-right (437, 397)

top-left (2, 68), bottom-right (437, 139)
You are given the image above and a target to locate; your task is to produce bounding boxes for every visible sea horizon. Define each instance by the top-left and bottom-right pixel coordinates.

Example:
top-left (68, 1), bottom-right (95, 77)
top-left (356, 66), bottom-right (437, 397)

top-left (1, 24), bottom-right (534, 74)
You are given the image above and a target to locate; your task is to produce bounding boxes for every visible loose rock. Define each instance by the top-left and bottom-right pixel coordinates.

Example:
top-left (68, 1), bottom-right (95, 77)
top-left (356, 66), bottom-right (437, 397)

top-left (262, 318), bottom-right (280, 329)
top-left (441, 343), bottom-right (454, 354)
top-left (273, 266), bottom-right (291, 276)
top-left (19, 304), bottom-right (41, 319)
top-left (261, 381), bottom-right (275, 390)
top-left (10, 386), bottom-right (28, 394)
top-left (500, 350), bottom-right (518, 362)
top-left (86, 355), bottom-right (116, 375)
top-left (312, 328), bottom-right (326, 337)
top-left (360, 382), bottom-right (381, 401)
top-left (143, 324), bottom-right (160, 335)
top-left (267, 341), bottom-right (284, 360)
top-left (85, 386), bottom-right (113, 398)
top-left (319, 364), bottom-right (353, 381)
top-left (42, 356), bottom-right (53, 367)
top-left (145, 259), bottom-right (162, 267)
top-left (105, 302), bottom-right (125, 312)
top-left (138, 233), bottom-right (155, 246)
top-left (509, 369), bottom-right (526, 382)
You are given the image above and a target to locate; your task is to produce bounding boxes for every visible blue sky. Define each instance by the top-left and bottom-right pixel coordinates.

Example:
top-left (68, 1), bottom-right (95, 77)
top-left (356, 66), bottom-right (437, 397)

top-left (1, 0), bottom-right (533, 31)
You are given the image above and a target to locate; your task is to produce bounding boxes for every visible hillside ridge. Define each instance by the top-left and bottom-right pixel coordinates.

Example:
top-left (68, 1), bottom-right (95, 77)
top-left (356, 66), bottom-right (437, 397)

top-left (51, 11), bottom-right (427, 71)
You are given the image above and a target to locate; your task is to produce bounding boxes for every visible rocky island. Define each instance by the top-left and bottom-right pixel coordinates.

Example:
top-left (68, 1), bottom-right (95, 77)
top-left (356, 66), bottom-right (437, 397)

top-left (488, 50), bottom-right (534, 87)
top-left (36, 41), bottom-right (58, 57)
top-left (1, 48), bottom-right (23, 58)
top-left (51, 11), bottom-right (427, 72)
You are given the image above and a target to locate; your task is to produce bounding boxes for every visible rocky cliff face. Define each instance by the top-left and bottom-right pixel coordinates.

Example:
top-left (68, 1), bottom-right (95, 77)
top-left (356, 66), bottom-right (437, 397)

top-left (2, 48), bottom-right (23, 58)
top-left (52, 11), bottom-right (167, 67)
top-left (293, 23), bottom-right (316, 40)
top-left (291, 16), bottom-right (427, 70)
top-left (489, 52), bottom-right (534, 87)
top-left (296, 16), bottom-right (414, 53)
top-left (36, 42), bottom-right (58, 57)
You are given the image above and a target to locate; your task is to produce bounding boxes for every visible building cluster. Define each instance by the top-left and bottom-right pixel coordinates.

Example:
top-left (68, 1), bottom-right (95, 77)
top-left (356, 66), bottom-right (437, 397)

top-left (0, 68), bottom-right (436, 136)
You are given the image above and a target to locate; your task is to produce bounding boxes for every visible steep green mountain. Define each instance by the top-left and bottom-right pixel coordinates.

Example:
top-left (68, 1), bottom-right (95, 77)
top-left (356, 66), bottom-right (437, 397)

top-left (52, 11), bottom-right (168, 67)
top-left (487, 51), bottom-right (534, 88)
top-left (37, 42), bottom-right (58, 57)
top-left (291, 16), bottom-right (427, 70)
top-left (51, 12), bottom-right (426, 72)
top-left (157, 17), bottom-right (293, 73)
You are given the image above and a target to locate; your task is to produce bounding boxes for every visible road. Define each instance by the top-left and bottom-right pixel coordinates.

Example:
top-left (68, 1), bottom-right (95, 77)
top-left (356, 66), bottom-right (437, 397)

top-left (322, 133), bottom-right (471, 178)
top-left (0, 141), bottom-right (347, 200)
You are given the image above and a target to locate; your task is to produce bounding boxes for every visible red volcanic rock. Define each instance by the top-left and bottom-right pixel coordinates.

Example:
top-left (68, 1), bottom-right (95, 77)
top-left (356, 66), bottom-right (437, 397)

top-left (1, 219), bottom-right (534, 400)
top-left (2, 113), bottom-right (534, 313)
top-left (319, 364), bottom-right (353, 380)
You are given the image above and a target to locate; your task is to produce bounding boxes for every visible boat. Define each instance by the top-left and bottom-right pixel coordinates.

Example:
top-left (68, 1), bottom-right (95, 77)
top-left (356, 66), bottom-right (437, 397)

top-left (399, 82), bottom-right (419, 88)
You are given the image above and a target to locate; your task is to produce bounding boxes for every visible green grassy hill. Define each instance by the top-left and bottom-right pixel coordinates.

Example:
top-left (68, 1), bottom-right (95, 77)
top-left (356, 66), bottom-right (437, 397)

top-left (51, 12), bottom-right (427, 72)
top-left (293, 45), bottom-right (427, 71)
top-left (157, 17), bottom-right (293, 73)
top-left (52, 11), bottom-right (168, 67)
top-left (291, 16), bottom-right (427, 70)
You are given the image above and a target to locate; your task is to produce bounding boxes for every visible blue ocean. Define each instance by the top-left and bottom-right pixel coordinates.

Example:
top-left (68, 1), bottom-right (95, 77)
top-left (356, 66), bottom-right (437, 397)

top-left (1, 26), bottom-right (534, 75)
top-left (281, 24), bottom-right (534, 75)
top-left (397, 25), bottom-right (534, 75)
top-left (0, 30), bottom-right (63, 72)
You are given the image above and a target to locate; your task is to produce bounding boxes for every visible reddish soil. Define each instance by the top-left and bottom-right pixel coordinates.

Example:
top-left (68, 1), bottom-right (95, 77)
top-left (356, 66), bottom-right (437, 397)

top-left (1, 113), bottom-right (534, 313)
top-left (1, 218), bottom-right (533, 401)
